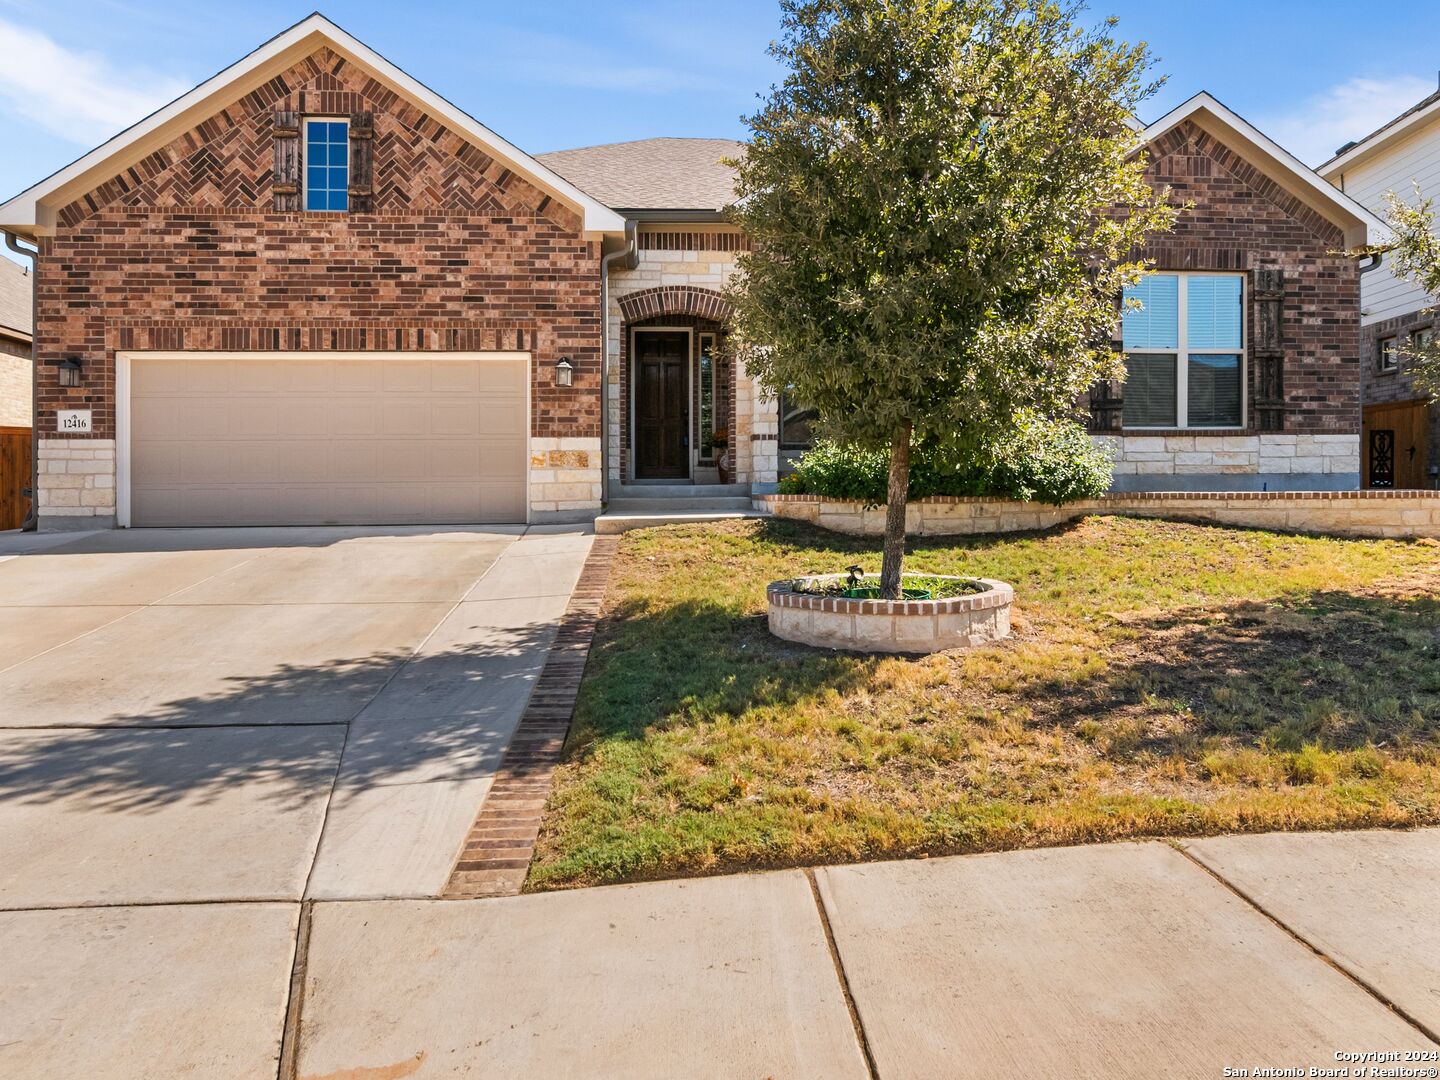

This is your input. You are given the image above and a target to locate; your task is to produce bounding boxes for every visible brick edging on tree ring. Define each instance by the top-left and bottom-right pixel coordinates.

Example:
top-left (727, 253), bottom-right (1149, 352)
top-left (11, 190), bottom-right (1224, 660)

top-left (441, 536), bottom-right (620, 900)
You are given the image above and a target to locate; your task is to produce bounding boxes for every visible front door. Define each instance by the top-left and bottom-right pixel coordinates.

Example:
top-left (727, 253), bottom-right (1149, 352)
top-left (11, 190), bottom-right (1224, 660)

top-left (634, 331), bottom-right (689, 479)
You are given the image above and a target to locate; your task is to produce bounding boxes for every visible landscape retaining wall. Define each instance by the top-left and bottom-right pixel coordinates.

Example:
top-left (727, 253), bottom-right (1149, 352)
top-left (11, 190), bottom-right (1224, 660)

top-left (754, 490), bottom-right (1440, 541)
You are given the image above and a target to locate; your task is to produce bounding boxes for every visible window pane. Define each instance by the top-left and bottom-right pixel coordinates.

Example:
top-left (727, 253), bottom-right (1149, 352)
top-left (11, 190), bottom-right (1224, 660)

top-left (329, 143), bottom-right (350, 166)
top-left (1379, 339), bottom-right (1396, 371)
top-left (779, 390), bottom-right (816, 450)
top-left (1187, 354), bottom-right (1242, 426)
top-left (1122, 353), bottom-right (1177, 426)
top-left (327, 121), bottom-right (347, 140)
top-left (329, 167), bottom-right (348, 188)
top-left (307, 166), bottom-right (326, 188)
top-left (1187, 276), bottom-right (1243, 349)
top-left (699, 337), bottom-right (715, 456)
top-left (305, 188), bottom-right (326, 211)
top-left (1122, 275), bottom-right (1179, 351)
top-left (328, 189), bottom-right (349, 212)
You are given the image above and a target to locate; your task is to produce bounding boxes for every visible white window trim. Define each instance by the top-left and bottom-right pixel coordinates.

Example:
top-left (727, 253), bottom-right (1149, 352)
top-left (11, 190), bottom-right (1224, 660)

top-left (1126, 270), bottom-right (1247, 431)
top-left (304, 117), bottom-right (350, 214)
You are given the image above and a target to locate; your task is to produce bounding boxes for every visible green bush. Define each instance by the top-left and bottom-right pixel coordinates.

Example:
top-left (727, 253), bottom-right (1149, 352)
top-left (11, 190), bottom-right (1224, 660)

top-left (778, 423), bottom-right (1113, 505)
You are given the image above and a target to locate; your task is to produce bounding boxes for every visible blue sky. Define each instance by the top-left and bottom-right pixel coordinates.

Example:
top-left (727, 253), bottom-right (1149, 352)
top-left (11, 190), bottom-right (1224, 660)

top-left (0, 0), bottom-right (1438, 243)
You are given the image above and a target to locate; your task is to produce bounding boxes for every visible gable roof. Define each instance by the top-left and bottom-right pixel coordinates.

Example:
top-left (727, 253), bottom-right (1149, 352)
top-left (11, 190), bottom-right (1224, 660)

top-left (537, 138), bottom-right (743, 214)
top-left (1141, 92), bottom-right (1384, 248)
top-left (0, 259), bottom-right (31, 340)
top-left (1319, 89), bottom-right (1440, 179)
top-left (0, 13), bottom-right (626, 238)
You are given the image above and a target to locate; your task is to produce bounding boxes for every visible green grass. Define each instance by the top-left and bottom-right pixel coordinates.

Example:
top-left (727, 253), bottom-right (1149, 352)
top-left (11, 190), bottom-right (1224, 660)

top-left (528, 516), bottom-right (1440, 890)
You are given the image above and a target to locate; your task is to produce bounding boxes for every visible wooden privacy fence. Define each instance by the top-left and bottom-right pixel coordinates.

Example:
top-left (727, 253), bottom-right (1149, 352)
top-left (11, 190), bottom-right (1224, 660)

top-left (0, 427), bottom-right (32, 530)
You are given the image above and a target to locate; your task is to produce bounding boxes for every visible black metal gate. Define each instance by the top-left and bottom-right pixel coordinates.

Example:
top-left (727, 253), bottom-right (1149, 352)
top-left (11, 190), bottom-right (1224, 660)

top-left (1368, 429), bottom-right (1396, 488)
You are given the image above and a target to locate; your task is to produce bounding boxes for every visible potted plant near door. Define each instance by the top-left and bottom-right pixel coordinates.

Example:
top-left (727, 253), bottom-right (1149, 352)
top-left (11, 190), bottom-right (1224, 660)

top-left (713, 428), bottom-right (731, 484)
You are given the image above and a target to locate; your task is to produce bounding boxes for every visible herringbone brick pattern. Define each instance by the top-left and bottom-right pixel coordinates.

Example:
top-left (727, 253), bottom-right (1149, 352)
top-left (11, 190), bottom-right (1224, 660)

top-left (442, 537), bottom-right (619, 899)
top-left (58, 48), bottom-right (569, 229)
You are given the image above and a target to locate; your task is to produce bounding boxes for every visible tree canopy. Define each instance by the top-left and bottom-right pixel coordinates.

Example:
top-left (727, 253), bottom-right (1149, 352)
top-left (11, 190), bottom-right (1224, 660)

top-left (727, 0), bottom-right (1176, 595)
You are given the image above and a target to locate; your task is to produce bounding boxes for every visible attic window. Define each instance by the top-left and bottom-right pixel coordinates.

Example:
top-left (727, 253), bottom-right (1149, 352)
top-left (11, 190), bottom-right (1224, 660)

top-left (305, 119), bottom-right (349, 212)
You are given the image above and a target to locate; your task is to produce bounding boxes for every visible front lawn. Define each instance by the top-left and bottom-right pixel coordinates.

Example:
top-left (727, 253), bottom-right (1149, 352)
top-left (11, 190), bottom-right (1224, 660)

top-left (529, 516), bottom-right (1440, 889)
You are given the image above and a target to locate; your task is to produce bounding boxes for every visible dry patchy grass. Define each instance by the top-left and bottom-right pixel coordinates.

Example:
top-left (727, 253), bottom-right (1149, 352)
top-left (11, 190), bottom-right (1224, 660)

top-left (528, 516), bottom-right (1440, 889)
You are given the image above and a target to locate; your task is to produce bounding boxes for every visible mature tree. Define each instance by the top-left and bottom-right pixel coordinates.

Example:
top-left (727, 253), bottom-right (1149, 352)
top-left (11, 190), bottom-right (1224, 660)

top-left (728, 0), bottom-right (1176, 597)
top-left (1363, 191), bottom-right (1440, 399)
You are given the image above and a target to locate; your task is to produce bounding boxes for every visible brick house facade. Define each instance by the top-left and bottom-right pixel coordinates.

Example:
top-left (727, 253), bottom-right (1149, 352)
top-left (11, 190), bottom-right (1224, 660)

top-left (1088, 104), bottom-right (1373, 490)
top-left (0, 22), bottom-right (1379, 529)
top-left (1, 18), bottom-right (625, 528)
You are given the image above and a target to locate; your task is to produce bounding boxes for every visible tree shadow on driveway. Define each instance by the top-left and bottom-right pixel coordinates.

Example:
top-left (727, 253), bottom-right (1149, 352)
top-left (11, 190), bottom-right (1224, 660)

top-left (0, 621), bottom-right (557, 814)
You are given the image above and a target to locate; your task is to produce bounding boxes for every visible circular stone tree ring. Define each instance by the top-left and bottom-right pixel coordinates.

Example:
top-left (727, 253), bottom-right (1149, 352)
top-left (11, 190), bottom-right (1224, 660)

top-left (767, 574), bottom-right (1014, 655)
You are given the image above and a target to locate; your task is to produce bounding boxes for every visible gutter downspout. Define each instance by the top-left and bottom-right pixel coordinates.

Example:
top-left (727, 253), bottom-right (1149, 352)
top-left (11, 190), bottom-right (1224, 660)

top-left (4, 232), bottom-right (38, 531)
top-left (598, 219), bottom-right (637, 506)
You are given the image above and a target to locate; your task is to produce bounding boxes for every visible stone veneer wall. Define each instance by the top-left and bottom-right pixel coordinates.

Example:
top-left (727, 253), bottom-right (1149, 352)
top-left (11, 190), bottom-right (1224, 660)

top-left (38, 439), bottom-right (116, 529)
top-left (1095, 433), bottom-right (1360, 492)
top-left (607, 227), bottom-right (779, 488)
top-left (756, 490), bottom-right (1440, 541)
top-left (528, 436), bottom-right (602, 522)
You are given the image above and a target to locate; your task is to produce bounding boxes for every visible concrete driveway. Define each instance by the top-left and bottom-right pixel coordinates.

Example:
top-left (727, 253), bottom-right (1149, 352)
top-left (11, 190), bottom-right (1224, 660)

top-left (0, 523), bottom-right (592, 1076)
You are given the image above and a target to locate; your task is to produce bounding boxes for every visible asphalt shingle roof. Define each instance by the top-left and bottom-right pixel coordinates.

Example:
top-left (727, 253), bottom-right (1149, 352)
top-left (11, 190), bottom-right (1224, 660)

top-left (0, 258), bottom-right (31, 339)
top-left (537, 138), bottom-right (743, 212)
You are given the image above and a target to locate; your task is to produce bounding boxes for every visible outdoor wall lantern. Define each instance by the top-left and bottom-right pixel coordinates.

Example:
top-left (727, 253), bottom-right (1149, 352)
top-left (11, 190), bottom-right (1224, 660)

top-left (57, 357), bottom-right (83, 388)
top-left (554, 357), bottom-right (574, 387)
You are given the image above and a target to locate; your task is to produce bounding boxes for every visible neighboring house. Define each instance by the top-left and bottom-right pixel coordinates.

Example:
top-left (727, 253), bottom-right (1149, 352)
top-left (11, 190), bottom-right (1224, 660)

top-left (1321, 92), bottom-right (1440, 489)
top-left (0, 16), bottom-right (1381, 531)
top-left (0, 258), bottom-right (32, 427)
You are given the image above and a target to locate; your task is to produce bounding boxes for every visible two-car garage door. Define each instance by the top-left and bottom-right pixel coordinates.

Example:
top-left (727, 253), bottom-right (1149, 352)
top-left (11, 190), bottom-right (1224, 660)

top-left (123, 353), bottom-right (528, 527)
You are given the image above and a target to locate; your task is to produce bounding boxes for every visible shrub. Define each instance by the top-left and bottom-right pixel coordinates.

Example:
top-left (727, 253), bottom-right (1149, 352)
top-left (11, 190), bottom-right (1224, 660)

top-left (780, 422), bottom-right (1113, 505)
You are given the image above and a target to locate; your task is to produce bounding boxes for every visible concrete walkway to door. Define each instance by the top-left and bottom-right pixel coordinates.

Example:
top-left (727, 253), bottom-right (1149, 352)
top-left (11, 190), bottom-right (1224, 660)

top-left (0, 522), bottom-right (592, 1076)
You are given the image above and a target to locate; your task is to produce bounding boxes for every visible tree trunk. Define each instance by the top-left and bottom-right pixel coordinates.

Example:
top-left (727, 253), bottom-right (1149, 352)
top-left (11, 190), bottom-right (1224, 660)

top-left (879, 423), bottom-right (913, 599)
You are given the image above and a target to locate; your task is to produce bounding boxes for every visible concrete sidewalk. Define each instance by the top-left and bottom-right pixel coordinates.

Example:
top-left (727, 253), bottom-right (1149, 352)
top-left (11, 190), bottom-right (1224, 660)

top-left (7, 828), bottom-right (1435, 1079)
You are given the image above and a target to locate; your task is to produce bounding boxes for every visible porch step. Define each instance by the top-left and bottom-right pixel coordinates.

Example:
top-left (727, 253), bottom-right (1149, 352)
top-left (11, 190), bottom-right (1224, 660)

top-left (594, 510), bottom-right (770, 535)
top-left (615, 483), bottom-right (752, 498)
top-left (608, 496), bottom-right (755, 513)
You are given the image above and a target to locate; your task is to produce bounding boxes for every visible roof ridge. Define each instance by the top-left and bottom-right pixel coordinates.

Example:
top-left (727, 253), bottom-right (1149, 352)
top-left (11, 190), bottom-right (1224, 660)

top-left (538, 136), bottom-right (745, 156)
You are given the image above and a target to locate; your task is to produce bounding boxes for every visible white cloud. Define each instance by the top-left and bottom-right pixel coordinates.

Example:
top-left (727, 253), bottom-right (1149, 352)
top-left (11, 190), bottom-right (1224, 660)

top-left (0, 17), bottom-right (188, 145)
top-left (1260, 75), bottom-right (1436, 167)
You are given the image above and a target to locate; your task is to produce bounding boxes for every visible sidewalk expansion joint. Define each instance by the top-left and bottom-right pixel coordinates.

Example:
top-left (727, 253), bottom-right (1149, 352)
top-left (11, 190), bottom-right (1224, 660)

top-left (1172, 844), bottom-right (1440, 1046)
top-left (805, 868), bottom-right (881, 1080)
top-left (440, 536), bottom-right (620, 900)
